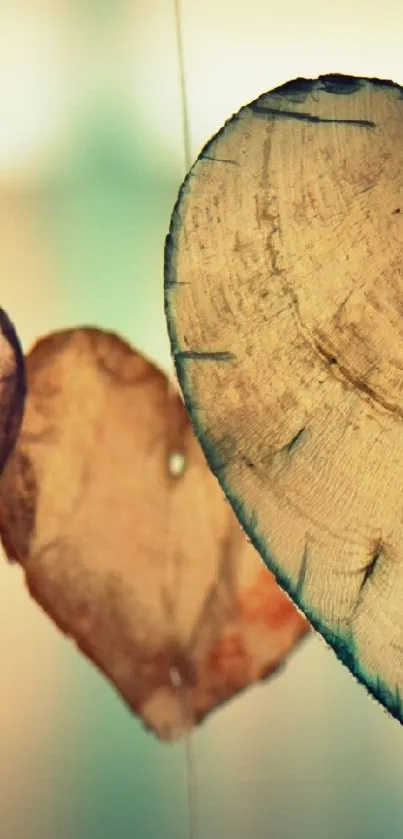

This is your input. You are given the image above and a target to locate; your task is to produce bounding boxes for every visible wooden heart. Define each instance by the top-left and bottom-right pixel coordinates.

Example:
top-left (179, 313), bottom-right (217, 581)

top-left (0, 308), bottom-right (25, 474)
top-left (164, 73), bottom-right (403, 724)
top-left (0, 327), bottom-right (308, 740)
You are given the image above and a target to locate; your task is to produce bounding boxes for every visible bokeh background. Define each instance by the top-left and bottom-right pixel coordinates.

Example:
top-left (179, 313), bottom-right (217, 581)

top-left (2, 1), bottom-right (403, 838)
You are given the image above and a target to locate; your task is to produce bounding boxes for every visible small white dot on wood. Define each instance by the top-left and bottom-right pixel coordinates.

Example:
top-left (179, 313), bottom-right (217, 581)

top-left (169, 666), bottom-right (181, 688)
top-left (168, 451), bottom-right (186, 477)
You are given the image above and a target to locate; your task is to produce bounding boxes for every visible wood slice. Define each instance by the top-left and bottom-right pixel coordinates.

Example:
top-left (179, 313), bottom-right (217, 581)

top-left (0, 308), bottom-right (25, 474)
top-left (0, 327), bottom-right (308, 740)
top-left (164, 73), bottom-right (403, 723)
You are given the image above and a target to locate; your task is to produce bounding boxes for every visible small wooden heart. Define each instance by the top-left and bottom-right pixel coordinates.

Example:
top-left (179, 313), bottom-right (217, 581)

top-left (165, 73), bottom-right (403, 724)
top-left (0, 327), bottom-right (308, 740)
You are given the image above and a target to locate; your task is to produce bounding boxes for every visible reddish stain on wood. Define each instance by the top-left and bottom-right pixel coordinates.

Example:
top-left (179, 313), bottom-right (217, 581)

top-left (239, 566), bottom-right (307, 631)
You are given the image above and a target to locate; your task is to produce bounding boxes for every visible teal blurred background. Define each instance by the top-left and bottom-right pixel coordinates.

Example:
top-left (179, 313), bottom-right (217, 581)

top-left (1, 1), bottom-right (403, 838)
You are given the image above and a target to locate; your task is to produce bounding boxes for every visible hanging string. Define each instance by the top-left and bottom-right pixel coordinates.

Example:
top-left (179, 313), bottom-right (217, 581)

top-left (174, 0), bottom-right (192, 172)
top-left (167, 3), bottom-right (198, 839)
top-left (169, 666), bottom-right (197, 839)
top-left (168, 0), bottom-right (191, 393)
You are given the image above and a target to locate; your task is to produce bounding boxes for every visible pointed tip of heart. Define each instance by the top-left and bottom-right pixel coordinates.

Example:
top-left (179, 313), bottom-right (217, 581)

top-left (212, 445), bottom-right (403, 725)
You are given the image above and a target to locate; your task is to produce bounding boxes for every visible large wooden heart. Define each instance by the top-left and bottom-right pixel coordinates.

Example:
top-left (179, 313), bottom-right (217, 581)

top-left (0, 327), bottom-right (308, 740)
top-left (164, 73), bottom-right (403, 724)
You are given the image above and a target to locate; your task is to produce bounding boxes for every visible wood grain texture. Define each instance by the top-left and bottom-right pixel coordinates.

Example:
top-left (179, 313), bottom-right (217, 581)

top-left (164, 73), bottom-right (403, 724)
top-left (0, 327), bottom-right (308, 740)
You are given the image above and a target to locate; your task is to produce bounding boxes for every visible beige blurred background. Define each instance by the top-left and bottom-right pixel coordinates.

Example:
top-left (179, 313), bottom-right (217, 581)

top-left (1, 2), bottom-right (403, 838)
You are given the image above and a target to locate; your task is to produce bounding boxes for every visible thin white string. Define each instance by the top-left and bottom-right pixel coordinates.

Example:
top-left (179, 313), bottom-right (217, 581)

top-left (169, 667), bottom-right (197, 839)
top-left (168, 0), bottom-right (191, 387)
top-left (174, 0), bottom-right (192, 172)
top-left (169, 3), bottom-right (198, 839)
